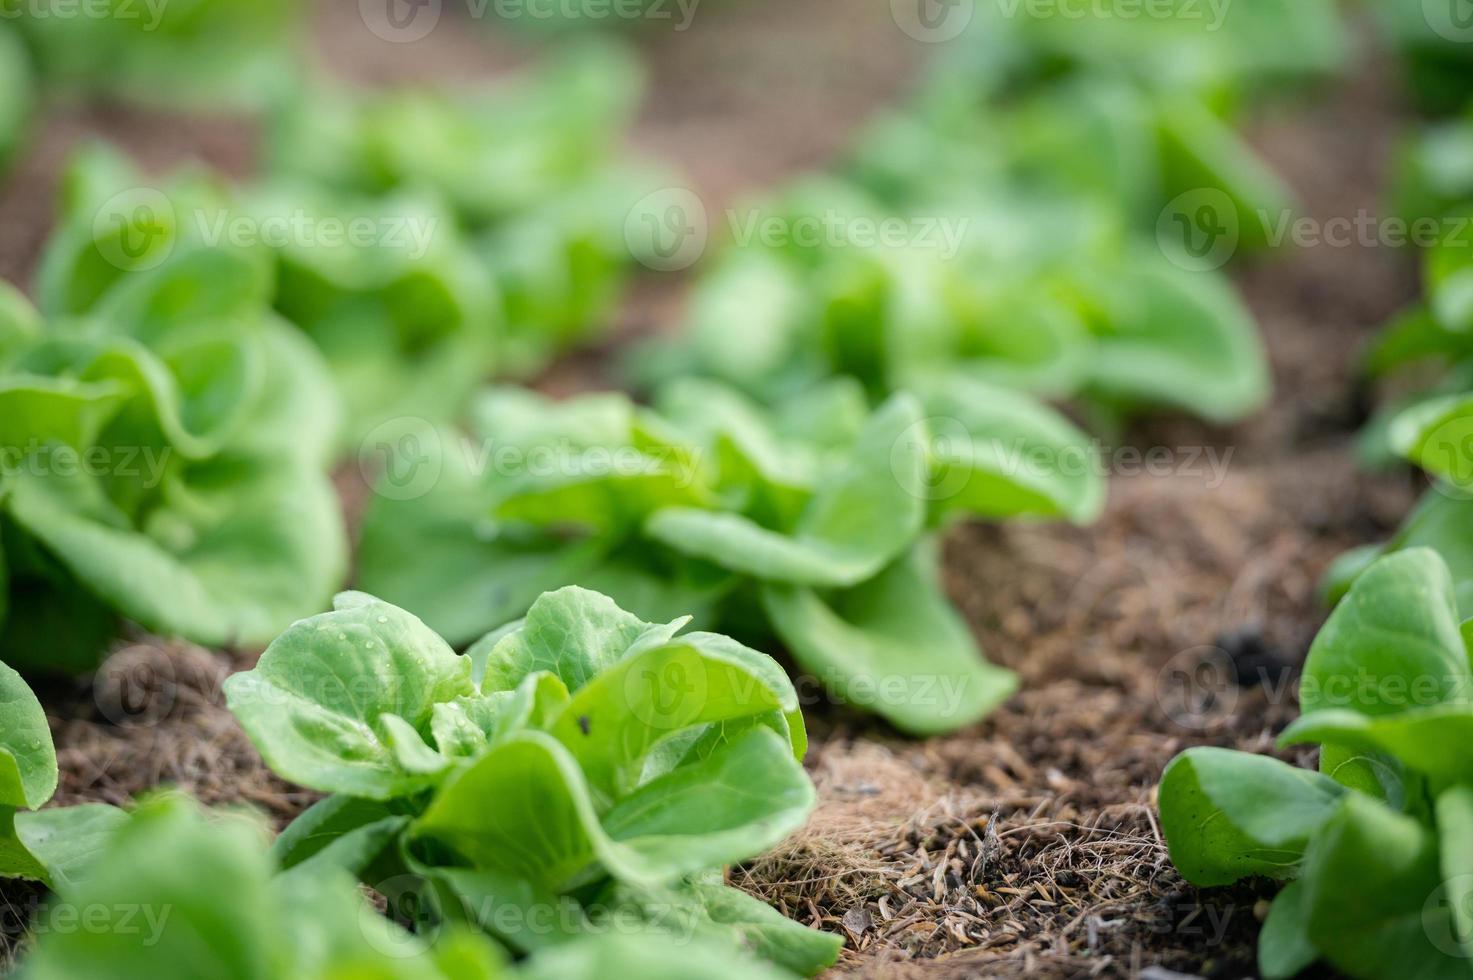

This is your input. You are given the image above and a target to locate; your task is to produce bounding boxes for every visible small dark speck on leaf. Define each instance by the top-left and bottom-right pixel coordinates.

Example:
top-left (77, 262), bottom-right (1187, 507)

top-left (577, 715), bottom-right (591, 735)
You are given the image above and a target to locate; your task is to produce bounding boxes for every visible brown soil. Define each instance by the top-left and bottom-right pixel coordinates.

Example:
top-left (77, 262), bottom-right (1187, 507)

top-left (0, 3), bottom-right (1426, 977)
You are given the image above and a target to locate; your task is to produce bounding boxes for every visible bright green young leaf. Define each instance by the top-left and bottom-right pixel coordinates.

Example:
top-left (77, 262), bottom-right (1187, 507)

top-left (545, 637), bottom-right (793, 801)
top-left (479, 586), bottom-right (687, 695)
top-left (518, 933), bottom-right (793, 980)
top-left (599, 726), bottom-right (814, 879)
top-left (1391, 393), bottom-right (1473, 491)
top-left (223, 593), bottom-right (475, 799)
top-left (0, 659), bottom-right (57, 811)
top-left (1278, 705), bottom-right (1473, 786)
top-left (1435, 785), bottom-right (1473, 963)
top-left (0, 660), bottom-right (61, 884)
top-left (646, 394), bottom-right (926, 587)
top-left (1083, 256), bottom-right (1269, 423)
top-left (763, 540), bottom-right (1015, 736)
top-left (13, 804), bottom-right (129, 890)
top-left (1300, 793), bottom-right (1467, 980)
top-left (600, 877), bottom-right (843, 978)
top-left (919, 375), bottom-right (1104, 524)
top-left (1158, 747), bottom-right (1347, 887)
top-left (1258, 880), bottom-right (1317, 980)
top-left (271, 794), bottom-right (402, 874)
top-left (1301, 548), bottom-right (1471, 719)
top-left (411, 731), bottom-right (658, 891)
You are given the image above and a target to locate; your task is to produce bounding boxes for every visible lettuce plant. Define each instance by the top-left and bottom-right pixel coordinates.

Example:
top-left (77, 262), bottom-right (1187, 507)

top-left (5, 0), bottom-right (301, 110)
top-left (0, 239), bottom-right (347, 670)
top-left (0, 655), bottom-right (126, 887)
top-left (635, 176), bottom-right (1268, 426)
top-left (853, 0), bottom-right (1346, 244)
top-left (36, 44), bottom-right (664, 442)
top-left (0, 648), bottom-right (806, 978)
top-left (1160, 549), bottom-right (1473, 979)
top-left (222, 587), bottom-right (841, 975)
top-left (1330, 120), bottom-right (1473, 611)
top-left (1375, 0), bottom-right (1473, 116)
top-left (635, 1), bottom-right (1315, 427)
top-left (15, 794), bottom-right (505, 980)
top-left (264, 40), bottom-right (663, 382)
top-left (357, 376), bottom-right (1102, 734)
top-left (265, 40), bottom-right (643, 230)
top-left (642, 0), bottom-right (1350, 428)
top-left (1325, 383), bottom-right (1473, 617)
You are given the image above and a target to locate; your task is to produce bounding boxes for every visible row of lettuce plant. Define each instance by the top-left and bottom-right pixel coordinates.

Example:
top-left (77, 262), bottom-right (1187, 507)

top-left (0, 586), bottom-right (841, 976)
top-left (0, 245), bottom-right (346, 671)
top-left (1160, 27), bottom-right (1473, 974)
top-left (0, 0), bottom-right (302, 177)
top-left (633, 0), bottom-right (1347, 428)
top-left (33, 38), bottom-right (664, 448)
top-left (1325, 51), bottom-right (1473, 614)
top-left (355, 375), bottom-right (1103, 735)
top-left (1159, 549), bottom-right (1473, 978)
top-left (0, 39), bottom-right (665, 669)
top-left (347, 0), bottom-right (1354, 738)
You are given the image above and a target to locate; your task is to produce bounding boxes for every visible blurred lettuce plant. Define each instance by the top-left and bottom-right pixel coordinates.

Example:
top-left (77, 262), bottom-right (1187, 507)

top-left (0, 234), bottom-right (347, 670)
top-left (356, 376), bottom-right (1104, 734)
top-left (2, 0), bottom-right (301, 109)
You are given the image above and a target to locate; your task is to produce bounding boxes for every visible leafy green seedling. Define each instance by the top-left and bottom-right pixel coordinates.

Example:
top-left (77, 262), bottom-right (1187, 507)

top-left (0, 241), bottom-right (347, 670)
top-left (225, 588), bottom-right (842, 976)
top-left (8, 0), bottom-right (301, 110)
top-left (358, 377), bottom-right (1103, 734)
top-left (1161, 549), bottom-right (1473, 978)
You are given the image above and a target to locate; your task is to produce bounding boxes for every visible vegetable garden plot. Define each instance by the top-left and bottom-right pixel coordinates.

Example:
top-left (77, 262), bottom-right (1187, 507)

top-left (0, 0), bottom-right (1459, 976)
